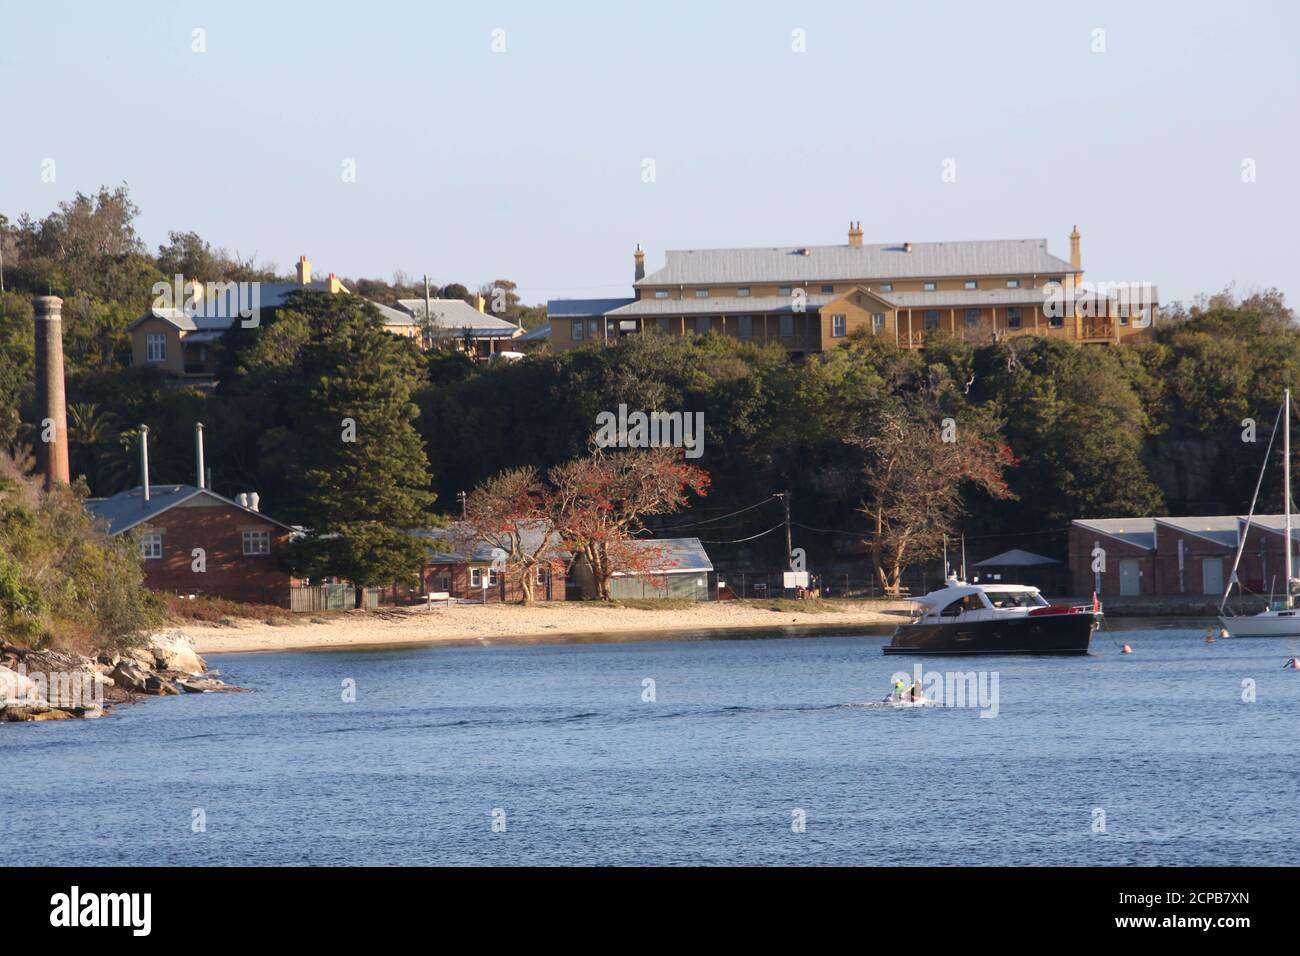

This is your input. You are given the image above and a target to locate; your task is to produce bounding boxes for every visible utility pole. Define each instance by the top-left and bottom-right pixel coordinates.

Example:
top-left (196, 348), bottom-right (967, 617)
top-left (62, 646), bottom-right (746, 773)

top-left (457, 490), bottom-right (467, 518)
top-left (423, 274), bottom-right (433, 350)
top-left (780, 490), bottom-right (793, 570)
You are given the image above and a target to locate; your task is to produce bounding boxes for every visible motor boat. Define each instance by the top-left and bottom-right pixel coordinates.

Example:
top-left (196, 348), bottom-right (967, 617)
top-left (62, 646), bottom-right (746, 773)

top-left (883, 578), bottom-right (1099, 656)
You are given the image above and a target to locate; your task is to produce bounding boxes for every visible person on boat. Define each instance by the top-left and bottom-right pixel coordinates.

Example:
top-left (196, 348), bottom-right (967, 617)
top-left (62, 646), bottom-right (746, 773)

top-left (892, 678), bottom-right (906, 701)
top-left (908, 681), bottom-right (924, 703)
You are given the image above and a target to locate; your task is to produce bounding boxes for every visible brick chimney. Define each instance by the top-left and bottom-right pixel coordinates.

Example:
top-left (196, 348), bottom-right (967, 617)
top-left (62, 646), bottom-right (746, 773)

top-left (848, 221), bottom-right (864, 248)
top-left (296, 255), bottom-right (311, 285)
top-left (1069, 225), bottom-right (1082, 272)
top-left (474, 292), bottom-right (486, 313)
top-left (33, 296), bottom-right (70, 489)
top-left (634, 244), bottom-right (646, 281)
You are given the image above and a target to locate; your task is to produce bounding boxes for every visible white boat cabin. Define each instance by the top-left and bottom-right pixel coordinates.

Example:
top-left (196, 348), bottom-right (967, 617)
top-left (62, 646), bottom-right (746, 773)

top-left (911, 583), bottom-right (1049, 624)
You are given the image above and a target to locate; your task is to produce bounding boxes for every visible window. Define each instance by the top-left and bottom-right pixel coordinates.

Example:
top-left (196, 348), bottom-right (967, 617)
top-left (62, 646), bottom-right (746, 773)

top-left (831, 314), bottom-right (847, 337)
top-left (736, 287), bottom-right (751, 297)
top-left (588, 319), bottom-right (599, 338)
top-left (880, 283), bottom-right (893, 293)
top-left (738, 315), bottom-right (753, 339)
top-left (695, 316), bottom-right (711, 334)
top-left (470, 568), bottom-right (482, 587)
top-left (654, 290), bottom-right (669, 299)
top-left (1007, 307), bottom-right (1022, 329)
top-left (779, 315), bottom-right (794, 337)
top-left (488, 568), bottom-right (500, 586)
top-left (571, 319), bottom-right (584, 341)
top-left (964, 280), bottom-right (978, 290)
top-left (923, 310), bottom-right (940, 330)
top-left (965, 309), bottom-right (981, 326)
top-left (1006, 279), bottom-right (1020, 289)
top-left (140, 531), bottom-right (162, 560)
top-left (1049, 313), bottom-right (1064, 328)
top-left (656, 317), bottom-right (671, 333)
top-left (242, 530), bottom-right (271, 555)
top-left (923, 281), bottom-right (937, 291)
top-left (439, 573), bottom-right (451, 592)
top-left (146, 334), bottom-right (166, 363)
top-left (694, 289), bottom-right (710, 298)
top-left (872, 313), bottom-right (885, 334)
top-left (536, 566), bottom-right (546, 584)
top-left (778, 286), bottom-right (792, 296)
top-left (820, 284), bottom-right (834, 294)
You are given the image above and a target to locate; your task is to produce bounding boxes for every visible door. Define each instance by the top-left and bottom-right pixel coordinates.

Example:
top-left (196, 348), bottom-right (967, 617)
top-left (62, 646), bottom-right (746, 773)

top-left (1119, 559), bottom-right (1141, 596)
top-left (1201, 557), bottom-right (1224, 596)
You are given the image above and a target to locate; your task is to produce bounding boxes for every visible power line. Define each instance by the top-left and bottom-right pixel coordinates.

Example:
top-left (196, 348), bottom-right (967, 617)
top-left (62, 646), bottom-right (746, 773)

top-left (657, 495), bottom-right (778, 530)
top-left (698, 522), bottom-right (787, 545)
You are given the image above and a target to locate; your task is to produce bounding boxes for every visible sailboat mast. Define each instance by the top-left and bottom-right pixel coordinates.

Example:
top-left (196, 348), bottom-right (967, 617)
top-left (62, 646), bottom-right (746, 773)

top-left (1286, 389), bottom-right (1293, 609)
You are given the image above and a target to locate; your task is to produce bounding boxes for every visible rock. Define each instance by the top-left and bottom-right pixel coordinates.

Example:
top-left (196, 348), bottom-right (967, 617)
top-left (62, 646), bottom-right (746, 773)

top-left (0, 664), bottom-right (40, 707)
top-left (110, 660), bottom-right (151, 693)
top-left (144, 674), bottom-right (180, 696)
top-left (144, 630), bottom-right (206, 676)
top-left (31, 708), bottom-right (74, 721)
top-left (176, 677), bottom-right (245, 694)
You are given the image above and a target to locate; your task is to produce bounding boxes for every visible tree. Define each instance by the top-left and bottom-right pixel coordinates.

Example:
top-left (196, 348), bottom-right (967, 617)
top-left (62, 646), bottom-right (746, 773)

top-left (549, 445), bottom-right (710, 600)
top-left (849, 404), bottom-right (1016, 595)
top-left (280, 293), bottom-right (438, 607)
top-left (459, 466), bottom-right (562, 604)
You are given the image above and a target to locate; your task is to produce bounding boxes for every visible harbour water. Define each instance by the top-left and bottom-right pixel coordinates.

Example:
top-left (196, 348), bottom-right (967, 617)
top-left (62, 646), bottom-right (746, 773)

top-left (2, 623), bottom-right (1297, 866)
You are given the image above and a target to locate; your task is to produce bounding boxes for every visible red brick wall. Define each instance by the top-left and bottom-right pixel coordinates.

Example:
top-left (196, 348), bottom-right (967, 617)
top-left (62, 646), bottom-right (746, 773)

top-left (422, 559), bottom-right (568, 602)
top-left (136, 503), bottom-right (293, 606)
top-left (1152, 525), bottom-right (1233, 596)
top-left (1233, 529), bottom-right (1296, 595)
top-left (1067, 526), bottom-right (1154, 596)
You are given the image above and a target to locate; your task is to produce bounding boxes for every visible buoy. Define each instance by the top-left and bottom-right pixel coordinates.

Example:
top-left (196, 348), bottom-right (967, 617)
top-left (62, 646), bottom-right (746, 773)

top-left (1286, 657), bottom-right (1300, 670)
top-left (1204, 627), bottom-right (1215, 643)
top-left (1220, 627), bottom-right (1231, 640)
top-left (1121, 644), bottom-right (1133, 654)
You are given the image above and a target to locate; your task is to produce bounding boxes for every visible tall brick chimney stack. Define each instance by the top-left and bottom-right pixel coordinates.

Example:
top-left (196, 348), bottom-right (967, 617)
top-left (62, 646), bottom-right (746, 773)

top-left (634, 244), bottom-right (646, 282)
top-left (33, 295), bottom-right (70, 489)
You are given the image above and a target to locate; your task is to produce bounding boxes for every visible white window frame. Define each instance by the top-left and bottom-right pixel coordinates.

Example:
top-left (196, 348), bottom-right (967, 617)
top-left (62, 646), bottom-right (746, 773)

top-left (872, 313), bottom-right (885, 333)
top-left (536, 566), bottom-right (546, 585)
top-left (654, 290), bottom-right (669, 299)
top-left (242, 530), bottom-right (271, 555)
top-left (488, 568), bottom-right (500, 586)
top-left (965, 280), bottom-right (978, 290)
top-left (880, 283), bottom-right (893, 293)
top-left (571, 319), bottom-right (584, 341)
top-left (831, 314), bottom-right (847, 337)
top-left (140, 531), bottom-right (162, 560)
top-left (1006, 279), bottom-right (1020, 289)
top-left (146, 333), bottom-right (166, 363)
top-left (470, 568), bottom-right (482, 587)
top-left (440, 573), bottom-right (451, 592)
top-left (694, 289), bottom-right (710, 298)
top-left (923, 281), bottom-right (937, 292)
top-left (736, 287), bottom-right (751, 297)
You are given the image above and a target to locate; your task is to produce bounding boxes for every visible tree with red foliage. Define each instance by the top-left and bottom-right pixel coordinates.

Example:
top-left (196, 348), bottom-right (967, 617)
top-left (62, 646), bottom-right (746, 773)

top-left (549, 446), bottom-right (711, 601)
top-left (458, 466), bottom-right (561, 604)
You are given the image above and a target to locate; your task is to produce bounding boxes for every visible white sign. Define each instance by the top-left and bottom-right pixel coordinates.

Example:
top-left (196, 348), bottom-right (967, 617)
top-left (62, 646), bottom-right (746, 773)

top-left (783, 572), bottom-right (810, 589)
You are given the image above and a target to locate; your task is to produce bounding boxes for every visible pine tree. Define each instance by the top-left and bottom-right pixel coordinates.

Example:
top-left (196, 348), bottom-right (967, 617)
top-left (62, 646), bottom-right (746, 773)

top-left (283, 293), bottom-right (437, 607)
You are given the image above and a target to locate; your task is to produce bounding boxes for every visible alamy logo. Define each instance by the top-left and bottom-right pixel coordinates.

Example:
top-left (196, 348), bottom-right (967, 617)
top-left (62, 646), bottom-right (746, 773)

top-left (151, 274), bottom-right (262, 328)
top-left (49, 886), bottom-right (151, 936)
top-left (593, 404), bottom-right (705, 459)
top-left (891, 664), bottom-right (1000, 718)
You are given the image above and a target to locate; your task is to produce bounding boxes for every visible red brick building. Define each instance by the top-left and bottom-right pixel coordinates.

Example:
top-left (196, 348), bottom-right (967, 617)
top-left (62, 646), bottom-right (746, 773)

top-left (86, 484), bottom-right (298, 606)
top-left (416, 525), bottom-right (569, 603)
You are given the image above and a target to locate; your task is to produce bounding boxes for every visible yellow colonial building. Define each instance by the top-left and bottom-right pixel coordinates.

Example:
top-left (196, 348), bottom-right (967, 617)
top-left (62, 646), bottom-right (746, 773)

top-left (547, 225), bottom-right (1156, 354)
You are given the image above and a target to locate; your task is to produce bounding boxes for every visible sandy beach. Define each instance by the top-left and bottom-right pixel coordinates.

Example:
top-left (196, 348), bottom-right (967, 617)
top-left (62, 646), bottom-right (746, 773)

top-left (187, 600), bottom-right (913, 654)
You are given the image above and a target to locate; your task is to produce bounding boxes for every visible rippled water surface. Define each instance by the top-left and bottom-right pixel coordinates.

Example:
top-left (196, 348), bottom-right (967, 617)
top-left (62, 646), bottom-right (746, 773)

top-left (3, 623), bottom-right (1297, 865)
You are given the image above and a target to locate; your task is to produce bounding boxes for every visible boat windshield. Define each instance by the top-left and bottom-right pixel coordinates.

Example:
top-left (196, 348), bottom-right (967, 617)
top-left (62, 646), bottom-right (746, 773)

top-left (987, 590), bottom-right (1048, 609)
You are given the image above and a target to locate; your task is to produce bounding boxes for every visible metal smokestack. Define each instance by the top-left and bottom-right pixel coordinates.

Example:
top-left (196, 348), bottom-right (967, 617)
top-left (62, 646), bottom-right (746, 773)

top-left (140, 425), bottom-right (151, 503)
top-left (32, 296), bottom-right (70, 488)
top-left (195, 422), bottom-right (206, 489)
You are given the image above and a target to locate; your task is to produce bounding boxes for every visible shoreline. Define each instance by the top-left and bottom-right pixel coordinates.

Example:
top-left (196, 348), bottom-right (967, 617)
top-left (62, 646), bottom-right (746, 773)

top-left (187, 600), bottom-right (913, 655)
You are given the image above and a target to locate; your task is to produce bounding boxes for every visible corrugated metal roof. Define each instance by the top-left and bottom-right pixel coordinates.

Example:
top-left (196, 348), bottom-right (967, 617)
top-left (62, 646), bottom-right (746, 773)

top-left (885, 288), bottom-right (1056, 308)
top-left (638, 239), bottom-right (1076, 287)
top-left (607, 295), bottom-right (833, 317)
top-left (415, 522), bottom-right (566, 563)
top-left (611, 537), bottom-right (713, 575)
top-left (84, 485), bottom-right (293, 536)
top-left (546, 298), bottom-right (636, 318)
top-left (130, 282), bottom-right (332, 333)
top-left (1072, 517), bottom-right (1157, 550)
top-left (1155, 516), bottom-right (1241, 548)
top-left (515, 323), bottom-right (551, 343)
top-left (395, 298), bottom-right (520, 331)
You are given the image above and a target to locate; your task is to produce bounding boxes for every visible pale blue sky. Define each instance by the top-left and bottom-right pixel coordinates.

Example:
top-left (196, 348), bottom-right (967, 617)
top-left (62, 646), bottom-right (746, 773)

top-left (3, 0), bottom-right (1297, 308)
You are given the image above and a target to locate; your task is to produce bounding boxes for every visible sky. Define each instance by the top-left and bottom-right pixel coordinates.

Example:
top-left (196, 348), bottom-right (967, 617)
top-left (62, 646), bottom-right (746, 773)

top-left (2, 0), bottom-right (1298, 309)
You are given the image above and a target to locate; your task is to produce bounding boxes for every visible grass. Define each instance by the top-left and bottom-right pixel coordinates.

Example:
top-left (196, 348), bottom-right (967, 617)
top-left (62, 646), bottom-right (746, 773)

top-left (162, 594), bottom-right (296, 626)
top-left (735, 598), bottom-right (844, 614)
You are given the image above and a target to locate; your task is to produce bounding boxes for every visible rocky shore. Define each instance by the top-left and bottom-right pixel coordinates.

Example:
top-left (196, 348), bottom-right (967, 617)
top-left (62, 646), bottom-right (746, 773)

top-left (0, 630), bottom-right (244, 722)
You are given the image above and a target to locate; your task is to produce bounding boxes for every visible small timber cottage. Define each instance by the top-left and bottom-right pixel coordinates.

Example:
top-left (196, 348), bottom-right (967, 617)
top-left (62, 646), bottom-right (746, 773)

top-left (85, 483), bottom-right (298, 606)
top-left (547, 225), bottom-right (1158, 355)
top-left (570, 537), bottom-right (715, 600)
top-left (415, 524), bottom-right (569, 602)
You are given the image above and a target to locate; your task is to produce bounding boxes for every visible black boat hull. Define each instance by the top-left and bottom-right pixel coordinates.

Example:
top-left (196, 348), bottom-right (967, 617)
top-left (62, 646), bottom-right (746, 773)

top-left (882, 612), bottom-right (1096, 656)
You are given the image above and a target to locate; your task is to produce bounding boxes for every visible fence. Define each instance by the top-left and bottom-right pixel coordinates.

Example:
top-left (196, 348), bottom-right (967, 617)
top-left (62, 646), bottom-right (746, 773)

top-left (289, 585), bottom-right (380, 612)
top-left (720, 569), bottom-right (937, 600)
